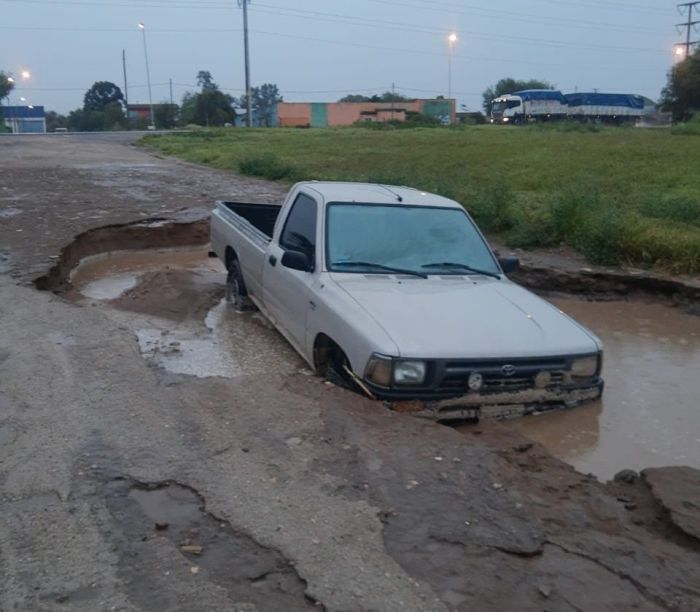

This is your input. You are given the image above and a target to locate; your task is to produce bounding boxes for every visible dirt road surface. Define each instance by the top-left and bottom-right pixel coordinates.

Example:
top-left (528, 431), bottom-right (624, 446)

top-left (1, 134), bottom-right (699, 611)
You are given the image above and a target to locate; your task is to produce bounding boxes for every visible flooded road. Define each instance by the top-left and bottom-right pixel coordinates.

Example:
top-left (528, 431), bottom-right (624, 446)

top-left (501, 298), bottom-right (700, 480)
top-left (71, 249), bottom-right (699, 481)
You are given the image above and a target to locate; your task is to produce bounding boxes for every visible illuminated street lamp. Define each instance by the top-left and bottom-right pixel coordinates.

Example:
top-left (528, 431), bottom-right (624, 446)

top-left (21, 70), bottom-right (31, 80)
top-left (138, 22), bottom-right (156, 130)
top-left (448, 32), bottom-right (458, 102)
top-left (674, 45), bottom-right (686, 60)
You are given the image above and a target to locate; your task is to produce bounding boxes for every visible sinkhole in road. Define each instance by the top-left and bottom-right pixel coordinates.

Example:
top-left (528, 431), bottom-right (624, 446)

top-left (61, 243), bottom-right (700, 481)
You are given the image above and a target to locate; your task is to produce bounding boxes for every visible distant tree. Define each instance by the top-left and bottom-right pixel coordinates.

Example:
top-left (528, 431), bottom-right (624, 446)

top-left (193, 90), bottom-right (235, 126)
top-left (83, 81), bottom-right (124, 112)
top-left (196, 70), bottom-right (218, 91)
top-left (154, 103), bottom-right (179, 129)
top-left (179, 91), bottom-right (197, 125)
top-left (67, 108), bottom-right (102, 131)
top-left (338, 94), bottom-right (370, 102)
top-left (0, 71), bottom-right (15, 105)
top-left (661, 49), bottom-right (700, 121)
top-left (237, 83), bottom-right (283, 126)
top-left (339, 91), bottom-right (413, 103)
top-left (67, 101), bottom-right (126, 132)
top-left (103, 102), bottom-right (126, 129)
top-left (45, 111), bottom-right (68, 131)
top-left (482, 78), bottom-right (553, 114)
top-left (178, 71), bottom-right (235, 126)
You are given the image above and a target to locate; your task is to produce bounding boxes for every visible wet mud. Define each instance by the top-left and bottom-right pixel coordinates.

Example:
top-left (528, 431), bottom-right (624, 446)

top-left (105, 478), bottom-right (319, 610)
top-left (34, 217), bottom-right (210, 293)
top-left (316, 391), bottom-right (700, 611)
top-left (511, 264), bottom-right (700, 315)
top-left (68, 247), bottom-right (304, 379)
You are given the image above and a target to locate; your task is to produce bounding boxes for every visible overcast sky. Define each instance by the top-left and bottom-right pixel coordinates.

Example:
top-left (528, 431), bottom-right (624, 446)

top-left (1, 0), bottom-right (685, 113)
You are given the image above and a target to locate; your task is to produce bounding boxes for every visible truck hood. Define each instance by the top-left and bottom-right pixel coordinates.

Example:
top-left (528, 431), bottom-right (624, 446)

top-left (330, 274), bottom-right (600, 359)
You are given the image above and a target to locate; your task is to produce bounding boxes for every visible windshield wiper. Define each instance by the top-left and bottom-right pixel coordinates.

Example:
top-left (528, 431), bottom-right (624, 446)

top-left (334, 261), bottom-right (428, 279)
top-left (422, 262), bottom-right (501, 280)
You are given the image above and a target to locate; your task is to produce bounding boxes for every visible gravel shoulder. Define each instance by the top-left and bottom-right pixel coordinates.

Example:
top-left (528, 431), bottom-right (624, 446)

top-left (1, 134), bottom-right (699, 611)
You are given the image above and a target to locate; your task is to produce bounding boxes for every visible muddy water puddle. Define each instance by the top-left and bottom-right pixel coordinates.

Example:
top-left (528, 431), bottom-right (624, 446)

top-left (70, 248), bottom-right (304, 379)
top-left (70, 247), bottom-right (222, 300)
top-left (497, 298), bottom-right (700, 480)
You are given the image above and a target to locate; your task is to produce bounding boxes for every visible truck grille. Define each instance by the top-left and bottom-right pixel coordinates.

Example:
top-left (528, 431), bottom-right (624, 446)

top-left (437, 358), bottom-right (568, 394)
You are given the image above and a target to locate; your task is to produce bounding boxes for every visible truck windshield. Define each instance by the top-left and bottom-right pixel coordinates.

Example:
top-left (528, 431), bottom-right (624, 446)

top-left (326, 203), bottom-right (500, 276)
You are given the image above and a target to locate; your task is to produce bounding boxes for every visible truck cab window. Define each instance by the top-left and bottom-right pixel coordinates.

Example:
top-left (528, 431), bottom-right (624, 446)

top-left (280, 193), bottom-right (318, 258)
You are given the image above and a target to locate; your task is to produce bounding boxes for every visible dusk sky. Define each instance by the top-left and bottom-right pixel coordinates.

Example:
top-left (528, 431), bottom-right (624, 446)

top-left (1, 0), bottom-right (685, 113)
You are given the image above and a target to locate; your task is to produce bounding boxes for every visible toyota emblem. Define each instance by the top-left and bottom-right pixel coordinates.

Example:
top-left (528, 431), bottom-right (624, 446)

top-left (501, 364), bottom-right (516, 377)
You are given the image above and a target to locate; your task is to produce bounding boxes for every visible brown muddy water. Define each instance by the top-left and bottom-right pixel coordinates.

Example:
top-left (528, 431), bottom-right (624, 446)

top-left (70, 249), bottom-right (700, 480)
top-left (500, 298), bottom-right (700, 480)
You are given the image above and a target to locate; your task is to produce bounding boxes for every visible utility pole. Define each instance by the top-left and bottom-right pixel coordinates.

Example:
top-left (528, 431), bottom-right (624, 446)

top-left (676, 2), bottom-right (700, 59)
top-left (122, 49), bottom-right (129, 109)
top-left (239, 0), bottom-right (252, 127)
top-left (391, 82), bottom-right (395, 121)
top-left (169, 78), bottom-right (173, 104)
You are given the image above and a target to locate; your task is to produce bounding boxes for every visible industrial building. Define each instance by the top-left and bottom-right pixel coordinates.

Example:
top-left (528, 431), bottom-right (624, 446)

top-left (277, 99), bottom-right (456, 127)
top-left (2, 105), bottom-right (46, 133)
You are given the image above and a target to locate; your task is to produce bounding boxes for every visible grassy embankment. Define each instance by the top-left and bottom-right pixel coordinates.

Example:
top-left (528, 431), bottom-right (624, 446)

top-left (142, 124), bottom-right (700, 274)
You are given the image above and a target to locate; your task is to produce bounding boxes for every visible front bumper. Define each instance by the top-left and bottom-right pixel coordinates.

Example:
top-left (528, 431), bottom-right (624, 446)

top-left (389, 381), bottom-right (603, 421)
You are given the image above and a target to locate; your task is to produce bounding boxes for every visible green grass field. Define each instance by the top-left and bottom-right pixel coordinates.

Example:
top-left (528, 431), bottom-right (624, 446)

top-left (142, 125), bottom-right (700, 274)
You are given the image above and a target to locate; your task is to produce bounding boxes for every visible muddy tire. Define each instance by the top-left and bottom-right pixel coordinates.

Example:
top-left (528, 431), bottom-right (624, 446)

top-left (226, 259), bottom-right (255, 312)
top-left (321, 346), bottom-right (356, 391)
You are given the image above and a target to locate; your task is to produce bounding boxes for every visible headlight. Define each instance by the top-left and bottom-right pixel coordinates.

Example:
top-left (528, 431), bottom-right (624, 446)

top-left (365, 354), bottom-right (393, 387)
top-left (394, 360), bottom-right (427, 385)
top-left (571, 355), bottom-right (599, 378)
top-left (503, 117), bottom-right (510, 123)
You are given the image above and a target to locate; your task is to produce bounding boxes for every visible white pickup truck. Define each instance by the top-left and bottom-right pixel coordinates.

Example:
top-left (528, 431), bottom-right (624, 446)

top-left (210, 181), bottom-right (603, 420)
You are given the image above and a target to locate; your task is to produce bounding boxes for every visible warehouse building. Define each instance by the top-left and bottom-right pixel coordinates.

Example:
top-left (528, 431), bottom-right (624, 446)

top-left (2, 105), bottom-right (46, 133)
top-left (277, 99), bottom-right (456, 127)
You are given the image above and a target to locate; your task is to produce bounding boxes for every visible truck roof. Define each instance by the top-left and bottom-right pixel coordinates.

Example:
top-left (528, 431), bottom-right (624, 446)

top-left (298, 181), bottom-right (462, 209)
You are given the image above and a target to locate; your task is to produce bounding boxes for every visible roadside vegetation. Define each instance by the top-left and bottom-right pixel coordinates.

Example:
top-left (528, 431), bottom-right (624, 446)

top-left (143, 125), bottom-right (700, 274)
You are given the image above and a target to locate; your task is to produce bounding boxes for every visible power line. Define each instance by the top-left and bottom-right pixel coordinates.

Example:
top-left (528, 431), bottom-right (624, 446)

top-left (0, 0), bottom-right (667, 54)
top-left (247, 27), bottom-right (665, 73)
top-left (250, 2), bottom-right (665, 54)
top-left (676, 2), bottom-right (700, 59)
top-left (0, 21), bottom-right (668, 73)
top-left (360, 0), bottom-right (658, 33)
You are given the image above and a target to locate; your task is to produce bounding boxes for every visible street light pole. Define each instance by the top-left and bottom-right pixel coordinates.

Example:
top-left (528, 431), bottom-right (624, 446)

top-left (138, 23), bottom-right (155, 130)
top-left (448, 32), bottom-right (457, 102)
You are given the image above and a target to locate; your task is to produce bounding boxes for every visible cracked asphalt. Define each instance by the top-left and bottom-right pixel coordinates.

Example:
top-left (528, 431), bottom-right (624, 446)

top-left (1, 134), bottom-right (699, 611)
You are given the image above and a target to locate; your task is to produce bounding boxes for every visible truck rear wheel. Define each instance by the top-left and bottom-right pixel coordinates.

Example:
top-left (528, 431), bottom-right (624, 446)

top-left (226, 258), bottom-right (255, 312)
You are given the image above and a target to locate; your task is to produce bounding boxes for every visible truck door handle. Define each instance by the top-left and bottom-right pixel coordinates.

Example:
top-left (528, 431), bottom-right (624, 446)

top-left (268, 255), bottom-right (277, 267)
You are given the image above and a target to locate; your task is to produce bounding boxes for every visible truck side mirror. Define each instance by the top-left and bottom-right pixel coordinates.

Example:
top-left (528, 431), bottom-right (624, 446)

top-left (281, 249), bottom-right (313, 272)
top-left (498, 256), bottom-right (520, 274)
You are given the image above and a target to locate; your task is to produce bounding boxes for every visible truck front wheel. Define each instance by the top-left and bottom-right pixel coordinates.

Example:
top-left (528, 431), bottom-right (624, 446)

top-left (226, 259), bottom-right (255, 312)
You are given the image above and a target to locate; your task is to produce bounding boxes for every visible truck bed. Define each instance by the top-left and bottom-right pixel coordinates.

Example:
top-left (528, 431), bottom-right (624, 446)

top-left (220, 202), bottom-right (282, 239)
